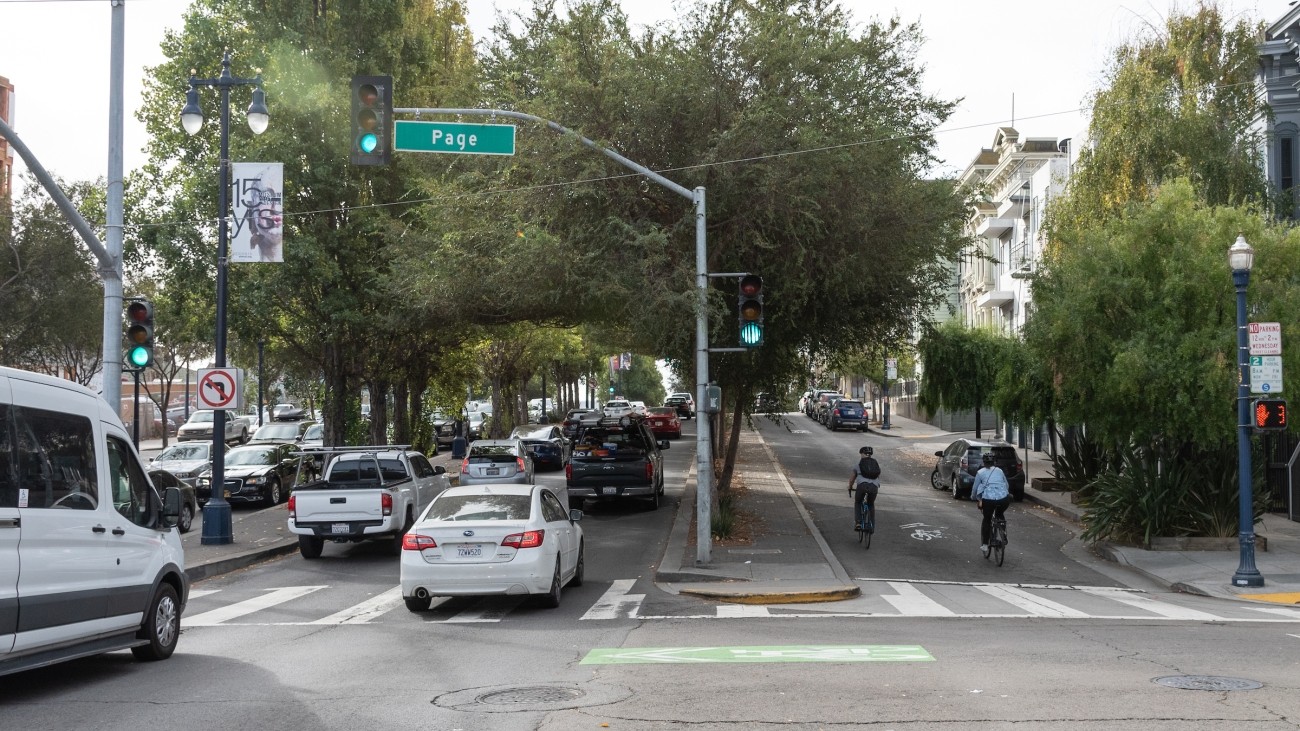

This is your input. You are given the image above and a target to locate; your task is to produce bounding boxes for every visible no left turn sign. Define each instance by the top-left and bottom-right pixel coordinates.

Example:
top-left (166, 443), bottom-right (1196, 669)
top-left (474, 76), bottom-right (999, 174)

top-left (197, 368), bottom-right (244, 410)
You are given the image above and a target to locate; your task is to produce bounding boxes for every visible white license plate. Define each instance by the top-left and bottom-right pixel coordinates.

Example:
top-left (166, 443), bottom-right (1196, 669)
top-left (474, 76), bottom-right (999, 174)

top-left (457, 545), bottom-right (483, 558)
top-left (331, 523), bottom-right (349, 535)
top-left (486, 468), bottom-right (500, 476)
top-left (602, 487), bottom-right (618, 495)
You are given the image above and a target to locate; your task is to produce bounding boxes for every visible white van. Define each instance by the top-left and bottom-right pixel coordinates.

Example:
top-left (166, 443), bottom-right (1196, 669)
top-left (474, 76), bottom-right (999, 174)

top-left (0, 366), bottom-right (188, 676)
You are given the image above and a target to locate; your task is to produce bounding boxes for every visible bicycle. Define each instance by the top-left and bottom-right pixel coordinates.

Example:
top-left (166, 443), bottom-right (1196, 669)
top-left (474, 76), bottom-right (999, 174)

top-left (856, 497), bottom-right (874, 549)
top-left (983, 516), bottom-right (1007, 566)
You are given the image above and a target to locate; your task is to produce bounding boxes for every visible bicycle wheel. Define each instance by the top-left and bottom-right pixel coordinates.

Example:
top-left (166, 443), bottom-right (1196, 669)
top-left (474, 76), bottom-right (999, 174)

top-left (856, 520), bottom-right (864, 544)
top-left (994, 541), bottom-right (1005, 566)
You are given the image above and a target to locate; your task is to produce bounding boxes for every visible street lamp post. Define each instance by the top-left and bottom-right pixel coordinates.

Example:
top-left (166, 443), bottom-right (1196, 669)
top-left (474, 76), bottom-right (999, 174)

top-left (1229, 234), bottom-right (1264, 588)
top-left (182, 52), bottom-right (269, 546)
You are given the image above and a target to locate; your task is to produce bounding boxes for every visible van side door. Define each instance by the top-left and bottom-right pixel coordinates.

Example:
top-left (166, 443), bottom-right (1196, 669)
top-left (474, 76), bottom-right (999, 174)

top-left (0, 386), bottom-right (17, 655)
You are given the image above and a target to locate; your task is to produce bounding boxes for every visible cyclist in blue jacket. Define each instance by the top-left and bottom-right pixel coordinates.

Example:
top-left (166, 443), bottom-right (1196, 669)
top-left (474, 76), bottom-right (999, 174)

top-left (971, 452), bottom-right (1010, 553)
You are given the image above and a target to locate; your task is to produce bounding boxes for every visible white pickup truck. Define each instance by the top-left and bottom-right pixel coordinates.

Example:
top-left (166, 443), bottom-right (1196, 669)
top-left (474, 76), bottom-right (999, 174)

top-left (287, 446), bottom-right (449, 559)
top-left (176, 410), bottom-right (252, 444)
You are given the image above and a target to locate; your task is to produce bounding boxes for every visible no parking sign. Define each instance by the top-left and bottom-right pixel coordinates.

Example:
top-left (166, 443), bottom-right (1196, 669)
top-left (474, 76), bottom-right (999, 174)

top-left (196, 368), bottom-right (245, 411)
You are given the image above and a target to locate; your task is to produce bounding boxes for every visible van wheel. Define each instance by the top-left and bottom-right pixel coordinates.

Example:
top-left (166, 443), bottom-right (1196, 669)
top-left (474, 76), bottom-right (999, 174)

top-left (299, 535), bottom-right (324, 559)
top-left (131, 583), bottom-right (180, 661)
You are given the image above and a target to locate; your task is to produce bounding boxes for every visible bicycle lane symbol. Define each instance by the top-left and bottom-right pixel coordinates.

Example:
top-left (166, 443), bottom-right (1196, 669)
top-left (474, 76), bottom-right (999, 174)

top-left (899, 523), bottom-right (944, 541)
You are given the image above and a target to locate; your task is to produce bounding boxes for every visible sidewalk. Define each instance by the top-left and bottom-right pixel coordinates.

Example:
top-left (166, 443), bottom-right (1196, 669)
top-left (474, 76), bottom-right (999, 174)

top-left (173, 444), bottom-right (461, 583)
top-left (653, 413), bottom-right (1300, 606)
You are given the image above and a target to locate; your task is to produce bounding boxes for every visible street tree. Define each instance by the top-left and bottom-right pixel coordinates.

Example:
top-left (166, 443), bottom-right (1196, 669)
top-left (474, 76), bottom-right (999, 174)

top-left (916, 321), bottom-right (1004, 439)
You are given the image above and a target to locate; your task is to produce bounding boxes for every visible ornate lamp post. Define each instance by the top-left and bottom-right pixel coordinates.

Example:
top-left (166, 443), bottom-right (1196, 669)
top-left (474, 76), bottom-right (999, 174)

top-left (182, 52), bottom-right (269, 545)
top-left (1229, 234), bottom-right (1264, 587)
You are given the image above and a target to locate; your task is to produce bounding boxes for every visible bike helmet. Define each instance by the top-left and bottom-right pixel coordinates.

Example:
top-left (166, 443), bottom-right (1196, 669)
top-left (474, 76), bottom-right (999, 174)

top-left (981, 453), bottom-right (995, 466)
top-left (859, 446), bottom-right (873, 456)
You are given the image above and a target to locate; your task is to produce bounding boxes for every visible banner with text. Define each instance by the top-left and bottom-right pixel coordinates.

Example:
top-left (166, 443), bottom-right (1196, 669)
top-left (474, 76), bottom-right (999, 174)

top-left (230, 162), bottom-right (284, 263)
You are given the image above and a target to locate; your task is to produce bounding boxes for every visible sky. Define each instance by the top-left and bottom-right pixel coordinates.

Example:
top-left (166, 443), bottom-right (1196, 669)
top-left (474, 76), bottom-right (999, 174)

top-left (0, 0), bottom-right (1293, 201)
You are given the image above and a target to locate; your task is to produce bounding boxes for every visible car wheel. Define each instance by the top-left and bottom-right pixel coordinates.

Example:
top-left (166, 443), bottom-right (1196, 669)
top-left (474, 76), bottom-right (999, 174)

top-left (131, 582), bottom-right (180, 661)
top-left (538, 558), bottom-right (562, 608)
top-left (645, 488), bottom-right (660, 511)
top-left (930, 468), bottom-right (943, 490)
top-left (571, 542), bottom-right (585, 587)
top-left (952, 474), bottom-right (963, 500)
top-left (240, 427), bottom-right (250, 444)
top-left (298, 535), bottom-right (324, 559)
top-left (178, 502), bottom-right (195, 533)
top-left (264, 478), bottom-right (282, 507)
top-left (404, 595), bottom-right (431, 612)
top-left (390, 510), bottom-right (413, 556)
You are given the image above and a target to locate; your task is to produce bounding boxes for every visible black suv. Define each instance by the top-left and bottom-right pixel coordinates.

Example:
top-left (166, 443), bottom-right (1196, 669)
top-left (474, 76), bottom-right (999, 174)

top-left (823, 398), bottom-right (867, 431)
top-left (931, 438), bottom-right (1025, 500)
top-left (664, 395), bottom-right (693, 419)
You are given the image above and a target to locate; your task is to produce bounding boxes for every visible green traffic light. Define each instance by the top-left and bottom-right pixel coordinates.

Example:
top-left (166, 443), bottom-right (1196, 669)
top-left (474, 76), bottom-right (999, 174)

top-left (358, 132), bottom-right (379, 154)
top-left (740, 322), bottom-right (763, 347)
top-left (127, 345), bottom-right (151, 368)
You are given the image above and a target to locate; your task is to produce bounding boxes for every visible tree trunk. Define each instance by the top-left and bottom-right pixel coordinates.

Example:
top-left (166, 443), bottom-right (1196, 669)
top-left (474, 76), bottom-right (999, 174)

top-left (323, 343), bottom-right (350, 448)
top-left (717, 389), bottom-right (746, 493)
top-left (408, 383), bottom-right (427, 453)
top-left (368, 379), bottom-right (389, 445)
top-left (393, 381), bottom-right (410, 446)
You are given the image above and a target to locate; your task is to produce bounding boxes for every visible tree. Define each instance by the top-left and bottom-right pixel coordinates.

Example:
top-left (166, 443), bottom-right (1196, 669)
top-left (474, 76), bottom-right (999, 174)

top-left (916, 322), bottom-right (1004, 438)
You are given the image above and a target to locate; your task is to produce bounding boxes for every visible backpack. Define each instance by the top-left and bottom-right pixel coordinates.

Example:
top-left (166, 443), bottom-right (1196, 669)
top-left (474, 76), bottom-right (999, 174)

top-left (859, 457), bottom-right (881, 480)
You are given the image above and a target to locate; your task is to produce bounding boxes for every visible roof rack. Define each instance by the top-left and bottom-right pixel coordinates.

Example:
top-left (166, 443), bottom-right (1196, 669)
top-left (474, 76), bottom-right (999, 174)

top-left (291, 444), bottom-right (413, 457)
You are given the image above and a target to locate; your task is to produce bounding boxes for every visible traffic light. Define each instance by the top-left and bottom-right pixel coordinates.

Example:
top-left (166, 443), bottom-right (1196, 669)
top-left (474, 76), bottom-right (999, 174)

top-left (124, 298), bottom-right (154, 369)
top-left (1253, 399), bottom-right (1288, 431)
top-left (738, 274), bottom-right (764, 347)
top-left (350, 75), bottom-right (392, 166)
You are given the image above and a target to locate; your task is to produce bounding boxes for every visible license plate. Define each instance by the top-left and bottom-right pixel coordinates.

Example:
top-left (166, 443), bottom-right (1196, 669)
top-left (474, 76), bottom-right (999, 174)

top-left (486, 468), bottom-right (500, 476)
top-left (602, 487), bottom-right (618, 495)
top-left (331, 523), bottom-right (349, 535)
top-left (457, 545), bottom-right (483, 557)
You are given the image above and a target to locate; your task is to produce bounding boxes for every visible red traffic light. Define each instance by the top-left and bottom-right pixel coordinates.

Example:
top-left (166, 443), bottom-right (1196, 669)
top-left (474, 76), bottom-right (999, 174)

top-left (1253, 399), bottom-right (1287, 430)
top-left (127, 300), bottom-right (152, 324)
top-left (739, 275), bottom-right (762, 297)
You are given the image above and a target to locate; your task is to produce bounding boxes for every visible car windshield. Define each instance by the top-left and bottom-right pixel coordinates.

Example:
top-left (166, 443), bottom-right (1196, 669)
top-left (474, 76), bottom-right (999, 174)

top-left (469, 444), bottom-right (518, 458)
top-left (253, 424), bottom-right (301, 440)
top-left (188, 411), bottom-right (214, 423)
top-left (648, 407), bottom-right (675, 415)
top-left (511, 427), bottom-right (554, 440)
top-left (606, 401), bottom-right (630, 408)
top-left (157, 444), bottom-right (209, 461)
top-left (226, 448), bottom-right (278, 466)
top-left (303, 424), bottom-right (324, 440)
top-left (426, 494), bottom-right (532, 521)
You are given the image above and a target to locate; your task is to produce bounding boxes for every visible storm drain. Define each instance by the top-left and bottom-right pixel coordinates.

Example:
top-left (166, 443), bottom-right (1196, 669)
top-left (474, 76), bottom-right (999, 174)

top-left (1153, 675), bottom-right (1263, 691)
top-left (435, 682), bottom-right (632, 713)
top-left (477, 686), bottom-right (584, 705)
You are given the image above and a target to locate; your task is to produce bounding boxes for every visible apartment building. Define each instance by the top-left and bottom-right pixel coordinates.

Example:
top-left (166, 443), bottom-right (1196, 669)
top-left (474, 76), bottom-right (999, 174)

top-left (1260, 7), bottom-right (1300, 220)
top-left (0, 75), bottom-right (12, 207)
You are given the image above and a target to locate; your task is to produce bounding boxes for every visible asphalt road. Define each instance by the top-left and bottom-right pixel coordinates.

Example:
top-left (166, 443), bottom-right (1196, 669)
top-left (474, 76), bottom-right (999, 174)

top-left (7, 419), bottom-right (1300, 729)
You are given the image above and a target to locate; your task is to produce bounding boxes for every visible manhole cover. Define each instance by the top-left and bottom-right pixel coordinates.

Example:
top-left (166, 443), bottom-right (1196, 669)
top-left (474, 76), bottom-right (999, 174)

top-left (1153, 675), bottom-right (1263, 691)
top-left (477, 686), bottom-right (584, 705)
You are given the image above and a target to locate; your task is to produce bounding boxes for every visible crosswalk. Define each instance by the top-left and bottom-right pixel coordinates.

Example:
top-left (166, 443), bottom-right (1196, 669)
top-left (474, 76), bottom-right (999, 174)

top-left (180, 578), bottom-right (1300, 627)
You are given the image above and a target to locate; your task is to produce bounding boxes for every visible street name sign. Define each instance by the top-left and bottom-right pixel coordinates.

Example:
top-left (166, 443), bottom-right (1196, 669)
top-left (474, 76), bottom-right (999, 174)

top-left (1250, 355), bottom-right (1283, 394)
top-left (1249, 322), bottom-right (1282, 355)
top-left (394, 120), bottom-right (516, 156)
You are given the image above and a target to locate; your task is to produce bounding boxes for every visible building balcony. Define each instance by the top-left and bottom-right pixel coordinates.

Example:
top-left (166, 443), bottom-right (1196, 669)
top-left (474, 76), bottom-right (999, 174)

top-left (976, 290), bottom-right (1014, 309)
top-left (976, 217), bottom-right (1015, 237)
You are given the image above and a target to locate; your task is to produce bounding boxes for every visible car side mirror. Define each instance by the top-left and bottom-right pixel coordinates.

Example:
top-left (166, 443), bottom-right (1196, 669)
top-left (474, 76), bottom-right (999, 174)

top-left (935, 451), bottom-right (944, 457)
top-left (659, 439), bottom-right (670, 451)
top-left (569, 508), bottom-right (583, 522)
top-left (433, 465), bottom-right (447, 475)
top-left (160, 486), bottom-right (182, 529)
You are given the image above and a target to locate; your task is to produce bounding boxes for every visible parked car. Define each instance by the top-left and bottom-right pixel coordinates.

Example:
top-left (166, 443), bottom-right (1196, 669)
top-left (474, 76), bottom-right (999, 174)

top-left (630, 400), bottom-right (648, 415)
top-left (823, 398), bottom-right (868, 431)
top-left (811, 391), bottom-right (844, 423)
top-left (509, 424), bottom-right (571, 470)
top-left (562, 409), bottom-right (590, 439)
top-left (399, 484), bottom-right (583, 610)
top-left (754, 392), bottom-right (783, 412)
top-left (664, 395), bottom-right (692, 419)
top-left (149, 468), bottom-right (199, 534)
top-left (645, 406), bottom-right (682, 439)
top-left (804, 389), bottom-right (840, 418)
top-left (196, 442), bottom-right (311, 507)
top-left (467, 411), bottom-right (492, 440)
top-left (249, 419), bottom-right (316, 444)
top-left (177, 409), bottom-right (251, 443)
top-left (150, 441), bottom-right (212, 488)
top-left (668, 392), bottom-right (695, 418)
top-left (932, 438), bottom-right (1026, 500)
top-left (272, 403), bottom-right (307, 421)
top-left (430, 410), bottom-right (457, 446)
top-left (300, 422), bottom-right (324, 450)
top-left (602, 399), bottom-right (634, 418)
top-left (459, 439), bottom-right (535, 486)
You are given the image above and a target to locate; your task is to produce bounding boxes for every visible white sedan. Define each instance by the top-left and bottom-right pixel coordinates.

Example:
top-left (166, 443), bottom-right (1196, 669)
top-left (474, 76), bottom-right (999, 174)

top-left (400, 484), bottom-right (584, 611)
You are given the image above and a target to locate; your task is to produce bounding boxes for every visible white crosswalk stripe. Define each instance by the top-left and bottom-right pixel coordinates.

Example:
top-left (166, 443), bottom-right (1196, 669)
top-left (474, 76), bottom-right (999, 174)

top-left (179, 579), bottom-right (1300, 626)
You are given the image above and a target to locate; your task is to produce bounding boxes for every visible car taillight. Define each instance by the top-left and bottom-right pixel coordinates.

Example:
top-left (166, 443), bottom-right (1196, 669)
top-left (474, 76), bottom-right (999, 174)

top-left (646, 461), bottom-right (655, 481)
top-left (960, 456), bottom-right (969, 470)
top-left (501, 530), bottom-right (544, 549)
top-left (288, 494), bottom-right (296, 518)
top-left (833, 408), bottom-right (841, 416)
top-left (461, 457), bottom-right (469, 473)
top-left (382, 492), bottom-right (393, 516)
top-left (402, 533), bottom-right (437, 551)
top-left (565, 463), bottom-right (572, 479)
top-left (517, 457), bottom-right (526, 472)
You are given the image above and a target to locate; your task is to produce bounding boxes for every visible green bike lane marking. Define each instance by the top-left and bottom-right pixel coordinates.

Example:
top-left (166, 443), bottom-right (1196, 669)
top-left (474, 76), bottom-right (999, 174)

top-left (580, 644), bottom-right (934, 665)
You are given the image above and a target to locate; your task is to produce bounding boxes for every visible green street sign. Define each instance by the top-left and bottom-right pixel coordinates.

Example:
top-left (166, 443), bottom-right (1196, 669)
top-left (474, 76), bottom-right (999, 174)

top-left (580, 645), bottom-right (935, 665)
top-left (394, 120), bottom-right (516, 156)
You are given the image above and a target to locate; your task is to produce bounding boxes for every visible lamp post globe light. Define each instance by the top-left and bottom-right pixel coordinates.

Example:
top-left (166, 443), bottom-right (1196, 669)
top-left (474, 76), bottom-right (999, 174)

top-left (181, 51), bottom-right (269, 545)
top-left (1229, 233), bottom-right (1264, 587)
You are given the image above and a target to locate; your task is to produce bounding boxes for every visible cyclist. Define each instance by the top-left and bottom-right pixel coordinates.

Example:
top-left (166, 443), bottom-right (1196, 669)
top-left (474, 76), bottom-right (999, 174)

top-left (848, 446), bottom-right (881, 530)
top-left (972, 452), bottom-right (1011, 553)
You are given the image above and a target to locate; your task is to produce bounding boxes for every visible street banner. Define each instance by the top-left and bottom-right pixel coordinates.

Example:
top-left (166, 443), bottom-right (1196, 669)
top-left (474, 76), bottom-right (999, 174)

top-left (620, 352), bottom-right (632, 371)
top-left (230, 162), bottom-right (284, 263)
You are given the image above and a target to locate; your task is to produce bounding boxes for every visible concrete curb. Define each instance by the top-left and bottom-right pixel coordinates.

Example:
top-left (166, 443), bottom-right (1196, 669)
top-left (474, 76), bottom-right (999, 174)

top-left (185, 541), bottom-right (298, 583)
top-left (675, 585), bottom-right (862, 605)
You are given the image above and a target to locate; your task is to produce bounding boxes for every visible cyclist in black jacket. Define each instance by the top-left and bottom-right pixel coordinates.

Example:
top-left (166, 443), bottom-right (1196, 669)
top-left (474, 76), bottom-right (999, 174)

top-left (848, 446), bottom-right (881, 530)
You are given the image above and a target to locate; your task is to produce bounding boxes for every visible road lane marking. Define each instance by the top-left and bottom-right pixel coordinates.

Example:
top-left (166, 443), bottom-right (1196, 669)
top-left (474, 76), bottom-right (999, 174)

top-left (185, 586), bottom-right (328, 626)
top-left (308, 586), bottom-right (402, 624)
top-left (580, 644), bottom-right (935, 665)
top-left (717, 604), bottom-right (772, 618)
top-left (187, 589), bottom-right (221, 600)
top-left (1245, 606), bottom-right (1300, 620)
top-left (581, 579), bottom-right (644, 620)
top-left (1079, 588), bottom-right (1220, 620)
top-left (443, 598), bottom-right (521, 623)
top-left (882, 581), bottom-right (955, 616)
top-left (975, 585), bottom-right (1089, 618)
